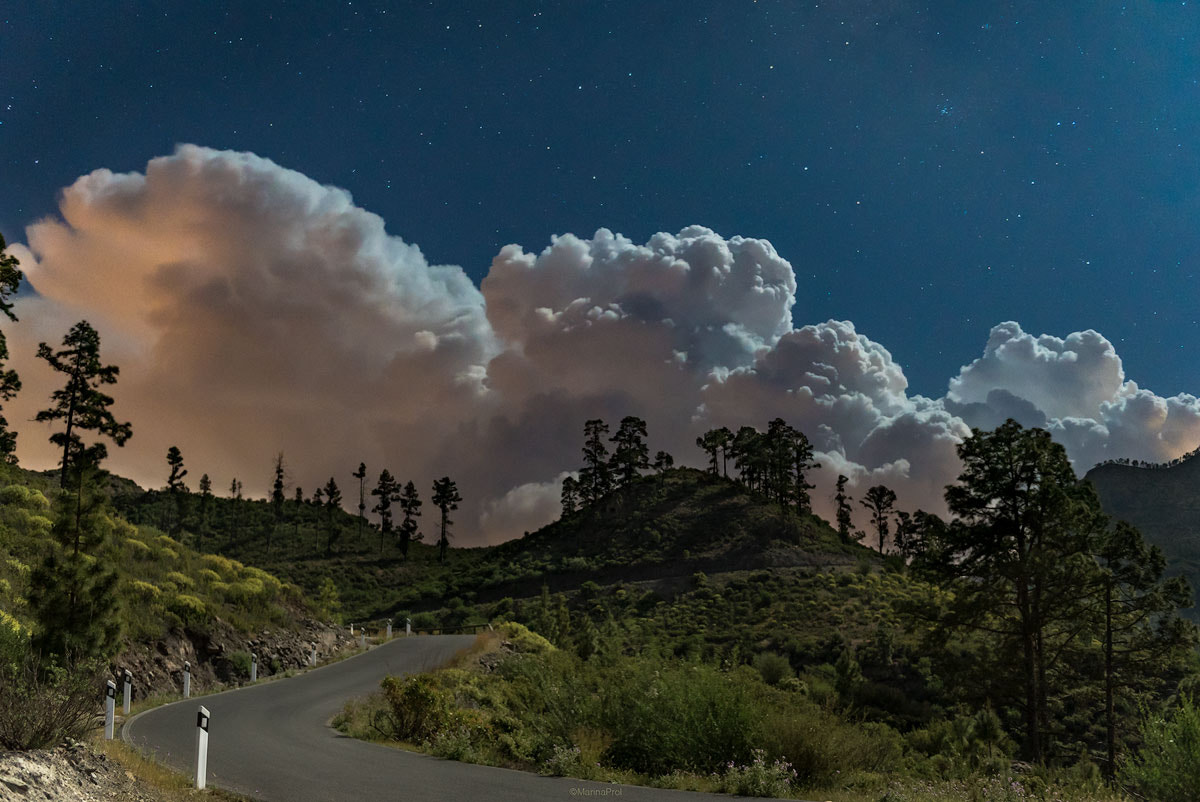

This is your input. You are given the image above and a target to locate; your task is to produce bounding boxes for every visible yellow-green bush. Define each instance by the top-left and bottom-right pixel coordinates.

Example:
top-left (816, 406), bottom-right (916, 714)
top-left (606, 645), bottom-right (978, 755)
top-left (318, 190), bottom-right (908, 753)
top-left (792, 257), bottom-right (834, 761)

top-left (165, 571), bottom-right (194, 588)
top-left (166, 594), bottom-right (207, 627)
top-left (0, 485), bottom-right (49, 511)
top-left (197, 569), bottom-right (221, 584)
top-left (126, 580), bottom-right (161, 601)
top-left (499, 622), bottom-right (555, 655)
top-left (123, 538), bottom-right (151, 558)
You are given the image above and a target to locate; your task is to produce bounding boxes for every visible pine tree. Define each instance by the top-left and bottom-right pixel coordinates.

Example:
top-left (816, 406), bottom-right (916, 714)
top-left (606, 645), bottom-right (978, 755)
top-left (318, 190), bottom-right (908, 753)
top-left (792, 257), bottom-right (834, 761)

top-left (398, 481), bottom-right (422, 560)
top-left (165, 446), bottom-right (188, 536)
top-left (269, 453), bottom-right (286, 559)
top-left (652, 450), bottom-right (674, 491)
top-left (792, 429), bottom-right (820, 513)
top-left (292, 486), bottom-right (304, 556)
top-left (0, 232), bottom-right (23, 463)
top-left (696, 430), bottom-right (721, 475)
top-left (27, 449), bottom-right (121, 661)
top-left (610, 415), bottom-right (649, 488)
top-left (431, 477), bottom-right (461, 564)
top-left (834, 474), bottom-right (853, 543)
top-left (322, 478), bottom-right (342, 557)
top-left (36, 321), bottom-right (132, 488)
top-left (580, 419), bottom-right (611, 505)
top-left (371, 469), bottom-right (401, 558)
top-left (228, 478), bottom-right (243, 545)
top-left (352, 462), bottom-right (367, 545)
top-left (560, 475), bottom-right (579, 517)
top-left (309, 487), bottom-right (324, 554)
top-left (924, 420), bottom-right (1113, 763)
top-left (197, 473), bottom-right (213, 550)
top-left (860, 485), bottom-right (897, 553)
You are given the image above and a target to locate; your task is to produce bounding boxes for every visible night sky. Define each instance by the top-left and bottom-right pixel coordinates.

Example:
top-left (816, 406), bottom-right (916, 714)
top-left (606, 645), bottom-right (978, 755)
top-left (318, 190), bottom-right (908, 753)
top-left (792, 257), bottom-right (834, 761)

top-left (5, 1), bottom-right (1199, 397)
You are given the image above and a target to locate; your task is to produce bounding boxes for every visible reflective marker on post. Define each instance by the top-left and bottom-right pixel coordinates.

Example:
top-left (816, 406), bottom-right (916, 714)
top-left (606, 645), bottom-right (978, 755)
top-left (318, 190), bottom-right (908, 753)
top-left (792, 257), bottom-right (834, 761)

top-left (405, 617), bottom-right (411, 636)
top-left (183, 661), bottom-right (191, 699)
top-left (250, 653), bottom-right (257, 683)
top-left (195, 705), bottom-right (210, 790)
top-left (123, 669), bottom-right (132, 715)
top-left (104, 680), bottom-right (116, 739)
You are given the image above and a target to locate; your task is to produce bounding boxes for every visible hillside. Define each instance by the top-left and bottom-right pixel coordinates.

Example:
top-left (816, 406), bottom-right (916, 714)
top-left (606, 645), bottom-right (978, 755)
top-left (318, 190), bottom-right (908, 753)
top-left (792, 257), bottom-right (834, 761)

top-left (1085, 456), bottom-right (1200, 618)
top-left (0, 463), bottom-right (347, 698)
top-left (111, 466), bottom-right (878, 624)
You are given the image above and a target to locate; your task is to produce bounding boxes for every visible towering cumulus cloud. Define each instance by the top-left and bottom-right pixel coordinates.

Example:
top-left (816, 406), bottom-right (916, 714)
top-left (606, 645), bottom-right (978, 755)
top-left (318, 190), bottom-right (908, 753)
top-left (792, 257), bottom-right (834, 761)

top-left (6, 146), bottom-right (1200, 545)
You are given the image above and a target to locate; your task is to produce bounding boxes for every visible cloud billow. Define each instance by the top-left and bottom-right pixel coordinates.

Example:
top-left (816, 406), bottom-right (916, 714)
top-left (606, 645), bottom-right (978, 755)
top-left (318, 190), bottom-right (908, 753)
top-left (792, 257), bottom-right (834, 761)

top-left (6, 146), bottom-right (1199, 544)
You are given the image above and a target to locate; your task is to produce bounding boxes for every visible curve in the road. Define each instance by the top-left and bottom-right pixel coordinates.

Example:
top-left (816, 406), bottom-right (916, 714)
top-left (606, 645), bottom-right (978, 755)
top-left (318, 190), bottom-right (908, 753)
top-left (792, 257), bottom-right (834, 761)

top-left (124, 634), bottom-right (793, 802)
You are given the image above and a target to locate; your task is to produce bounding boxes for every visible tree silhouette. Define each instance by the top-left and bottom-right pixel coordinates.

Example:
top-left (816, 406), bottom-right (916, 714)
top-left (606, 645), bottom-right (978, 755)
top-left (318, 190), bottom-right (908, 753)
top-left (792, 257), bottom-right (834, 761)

top-left (0, 232), bottom-right (23, 463)
top-left (834, 474), bottom-right (854, 543)
top-left (696, 430), bottom-right (721, 475)
top-left (352, 462), bottom-right (367, 545)
top-left (371, 469), bottom-right (401, 558)
top-left (860, 485), bottom-right (897, 553)
top-left (197, 473), bottom-right (213, 550)
top-left (322, 477), bottom-right (342, 557)
top-left (610, 415), bottom-right (649, 488)
top-left (292, 486), bottom-right (304, 556)
top-left (165, 446), bottom-right (188, 536)
top-left (229, 478), bottom-right (243, 544)
top-left (652, 450), bottom-right (674, 491)
top-left (560, 475), bottom-right (579, 517)
top-left (310, 487), bottom-right (324, 554)
top-left (922, 420), bottom-right (1111, 763)
top-left (269, 453), bottom-right (286, 559)
top-left (431, 477), bottom-right (461, 564)
top-left (580, 419), bottom-right (612, 505)
top-left (36, 321), bottom-right (132, 488)
top-left (398, 480), bottom-right (422, 560)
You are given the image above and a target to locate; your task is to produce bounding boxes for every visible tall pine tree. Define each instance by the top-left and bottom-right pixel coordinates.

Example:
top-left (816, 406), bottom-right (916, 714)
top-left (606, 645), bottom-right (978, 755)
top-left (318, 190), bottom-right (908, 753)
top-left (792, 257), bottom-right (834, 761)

top-left (0, 233), bottom-right (23, 462)
top-left (431, 477), bottom-right (461, 564)
top-left (36, 321), bottom-right (132, 488)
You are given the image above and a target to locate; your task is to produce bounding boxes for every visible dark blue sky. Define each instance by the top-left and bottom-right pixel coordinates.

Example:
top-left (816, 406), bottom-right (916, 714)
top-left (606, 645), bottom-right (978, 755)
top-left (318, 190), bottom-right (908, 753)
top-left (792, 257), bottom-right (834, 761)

top-left (4, 1), bottom-right (1199, 396)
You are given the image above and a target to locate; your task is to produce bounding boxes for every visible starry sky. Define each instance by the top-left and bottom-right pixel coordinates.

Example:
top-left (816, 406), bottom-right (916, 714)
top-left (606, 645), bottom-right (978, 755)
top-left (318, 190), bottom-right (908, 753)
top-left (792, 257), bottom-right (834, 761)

top-left (4, 1), bottom-right (1199, 398)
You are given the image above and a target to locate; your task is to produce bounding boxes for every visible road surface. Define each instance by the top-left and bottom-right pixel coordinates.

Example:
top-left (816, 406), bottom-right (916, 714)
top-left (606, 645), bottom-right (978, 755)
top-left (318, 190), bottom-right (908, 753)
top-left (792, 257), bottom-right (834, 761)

top-left (125, 634), bottom-right (795, 801)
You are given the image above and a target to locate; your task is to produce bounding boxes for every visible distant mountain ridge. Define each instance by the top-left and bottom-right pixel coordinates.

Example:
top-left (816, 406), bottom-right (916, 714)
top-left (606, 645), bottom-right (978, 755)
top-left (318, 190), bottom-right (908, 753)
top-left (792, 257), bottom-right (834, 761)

top-left (1085, 454), bottom-right (1200, 619)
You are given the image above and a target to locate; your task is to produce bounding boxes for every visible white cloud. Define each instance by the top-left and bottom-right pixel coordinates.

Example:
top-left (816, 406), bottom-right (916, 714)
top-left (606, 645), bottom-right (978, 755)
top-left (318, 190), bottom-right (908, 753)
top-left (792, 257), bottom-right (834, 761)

top-left (8, 148), bottom-right (1200, 546)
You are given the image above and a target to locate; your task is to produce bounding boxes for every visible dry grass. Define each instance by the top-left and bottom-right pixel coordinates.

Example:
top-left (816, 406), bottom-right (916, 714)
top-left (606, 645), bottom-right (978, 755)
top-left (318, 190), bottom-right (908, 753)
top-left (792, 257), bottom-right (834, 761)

top-left (444, 631), bottom-right (500, 669)
top-left (93, 736), bottom-right (255, 801)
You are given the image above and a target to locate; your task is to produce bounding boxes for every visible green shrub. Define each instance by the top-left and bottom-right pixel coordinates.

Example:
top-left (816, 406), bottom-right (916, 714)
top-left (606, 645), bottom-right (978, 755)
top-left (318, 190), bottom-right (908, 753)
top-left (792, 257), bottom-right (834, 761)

top-left (229, 651), bottom-right (253, 678)
top-left (753, 652), bottom-right (793, 686)
top-left (602, 660), bottom-right (761, 775)
top-left (380, 674), bottom-right (453, 743)
top-left (165, 571), bottom-right (194, 589)
top-left (1119, 695), bottom-right (1200, 802)
top-left (763, 705), bottom-right (904, 786)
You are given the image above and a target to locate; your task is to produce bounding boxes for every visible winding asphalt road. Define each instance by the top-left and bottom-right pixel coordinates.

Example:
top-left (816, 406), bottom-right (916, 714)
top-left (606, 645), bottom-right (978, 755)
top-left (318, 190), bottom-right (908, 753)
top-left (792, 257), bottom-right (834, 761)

top-left (124, 635), bottom-right (792, 801)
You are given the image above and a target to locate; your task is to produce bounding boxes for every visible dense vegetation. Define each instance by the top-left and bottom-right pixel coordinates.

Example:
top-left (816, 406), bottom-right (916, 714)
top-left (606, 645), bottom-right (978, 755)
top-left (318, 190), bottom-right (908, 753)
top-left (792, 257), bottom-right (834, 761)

top-left (332, 422), bottom-right (1200, 801)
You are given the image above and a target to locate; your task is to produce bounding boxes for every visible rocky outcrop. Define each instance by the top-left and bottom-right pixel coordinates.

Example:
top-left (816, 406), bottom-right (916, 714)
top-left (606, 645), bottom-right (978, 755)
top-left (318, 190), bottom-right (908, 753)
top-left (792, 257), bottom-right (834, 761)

top-left (0, 743), bottom-right (154, 802)
top-left (111, 616), bottom-right (356, 702)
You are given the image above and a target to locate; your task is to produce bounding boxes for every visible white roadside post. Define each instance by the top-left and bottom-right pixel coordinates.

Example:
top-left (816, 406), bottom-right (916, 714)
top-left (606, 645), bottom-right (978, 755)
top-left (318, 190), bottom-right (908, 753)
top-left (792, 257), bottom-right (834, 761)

top-left (195, 706), bottom-right (210, 790)
top-left (123, 669), bottom-right (132, 715)
top-left (104, 680), bottom-right (116, 739)
top-left (360, 629), bottom-right (366, 649)
top-left (183, 661), bottom-right (191, 699)
top-left (310, 642), bottom-right (317, 666)
top-left (405, 617), bottom-right (411, 636)
top-left (386, 619), bottom-right (392, 640)
top-left (349, 623), bottom-right (354, 635)
top-left (250, 653), bottom-right (257, 683)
